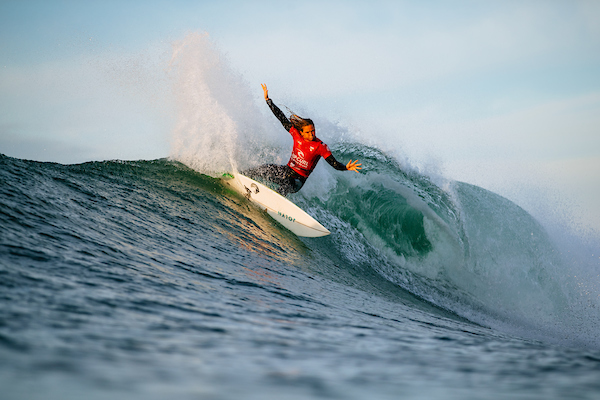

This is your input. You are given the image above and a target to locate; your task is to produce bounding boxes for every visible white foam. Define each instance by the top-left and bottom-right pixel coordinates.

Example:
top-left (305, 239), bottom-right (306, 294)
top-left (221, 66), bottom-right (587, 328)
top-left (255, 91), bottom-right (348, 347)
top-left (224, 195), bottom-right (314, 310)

top-left (167, 32), bottom-right (282, 175)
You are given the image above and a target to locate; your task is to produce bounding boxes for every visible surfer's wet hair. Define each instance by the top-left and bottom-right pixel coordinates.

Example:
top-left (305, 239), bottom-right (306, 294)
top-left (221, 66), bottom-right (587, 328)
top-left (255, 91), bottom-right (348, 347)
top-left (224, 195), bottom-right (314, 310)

top-left (290, 114), bottom-right (314, 131)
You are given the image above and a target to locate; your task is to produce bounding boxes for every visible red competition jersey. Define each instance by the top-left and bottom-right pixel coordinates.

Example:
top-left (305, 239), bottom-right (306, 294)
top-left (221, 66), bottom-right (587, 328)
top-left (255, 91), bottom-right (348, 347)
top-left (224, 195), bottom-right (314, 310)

top-left (287, 127), bottom-right (332, 178)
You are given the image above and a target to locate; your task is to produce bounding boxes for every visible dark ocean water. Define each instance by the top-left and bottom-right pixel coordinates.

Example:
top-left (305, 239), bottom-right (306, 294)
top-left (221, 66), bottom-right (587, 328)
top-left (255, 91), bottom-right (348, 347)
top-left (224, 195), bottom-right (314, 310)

top-left (1, 149), bottom-right (600, 400)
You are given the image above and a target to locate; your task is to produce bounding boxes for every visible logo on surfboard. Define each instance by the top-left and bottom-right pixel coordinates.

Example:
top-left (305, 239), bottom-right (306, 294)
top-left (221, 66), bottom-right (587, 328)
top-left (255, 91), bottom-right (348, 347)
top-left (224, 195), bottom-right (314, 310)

top-left (244, 183), bottom-right (260, 199)
top-left (277, 211), bottom-right (296, 222)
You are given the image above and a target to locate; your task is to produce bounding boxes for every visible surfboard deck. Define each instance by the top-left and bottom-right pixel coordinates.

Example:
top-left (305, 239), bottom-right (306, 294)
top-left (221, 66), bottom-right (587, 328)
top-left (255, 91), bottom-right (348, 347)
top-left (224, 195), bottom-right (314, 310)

top-left (222, 172), bottom-right (330, 238)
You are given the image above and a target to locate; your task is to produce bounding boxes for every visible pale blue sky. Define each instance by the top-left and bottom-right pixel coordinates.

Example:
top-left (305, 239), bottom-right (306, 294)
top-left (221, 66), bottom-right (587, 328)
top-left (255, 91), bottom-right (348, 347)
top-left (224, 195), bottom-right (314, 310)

top-left (1, 0), bottom-right (599, 230)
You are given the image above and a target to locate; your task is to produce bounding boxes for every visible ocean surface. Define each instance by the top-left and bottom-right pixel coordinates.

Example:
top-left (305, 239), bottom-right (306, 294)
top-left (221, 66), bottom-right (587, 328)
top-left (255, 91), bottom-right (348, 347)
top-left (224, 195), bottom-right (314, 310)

top-left (1, 147), bottom-right (599, 400)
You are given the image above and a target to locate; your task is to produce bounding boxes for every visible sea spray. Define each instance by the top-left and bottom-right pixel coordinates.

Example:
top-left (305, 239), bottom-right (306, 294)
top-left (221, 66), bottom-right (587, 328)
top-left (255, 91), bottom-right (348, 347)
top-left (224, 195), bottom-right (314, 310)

top-left (167, 32), bottom-right (283, 175)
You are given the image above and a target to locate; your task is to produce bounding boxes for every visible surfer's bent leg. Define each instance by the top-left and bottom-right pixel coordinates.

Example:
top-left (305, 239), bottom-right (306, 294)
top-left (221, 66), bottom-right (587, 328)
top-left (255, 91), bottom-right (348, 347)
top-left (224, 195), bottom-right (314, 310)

top-left (244, 164), bottom-right (306, 196)
top-left (277, 166), bottom-right (306, 196)
top-left (244, 164), bottom-right (283, 182)
top-left (243, 164), bottom-right (291, 187)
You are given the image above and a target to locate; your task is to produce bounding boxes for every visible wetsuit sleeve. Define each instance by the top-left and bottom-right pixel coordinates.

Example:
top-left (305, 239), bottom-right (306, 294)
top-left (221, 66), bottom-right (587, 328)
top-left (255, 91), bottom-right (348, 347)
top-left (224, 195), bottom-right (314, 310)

top-left (266, 98), bottom-right (293, 132)
top-left (325, 154), bottom-right (347, 171)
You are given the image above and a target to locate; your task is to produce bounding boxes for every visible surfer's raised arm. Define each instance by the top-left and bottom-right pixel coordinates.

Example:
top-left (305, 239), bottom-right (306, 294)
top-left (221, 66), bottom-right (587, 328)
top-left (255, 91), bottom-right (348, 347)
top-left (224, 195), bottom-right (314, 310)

top-left (262, 84), bottom-right (292, 131)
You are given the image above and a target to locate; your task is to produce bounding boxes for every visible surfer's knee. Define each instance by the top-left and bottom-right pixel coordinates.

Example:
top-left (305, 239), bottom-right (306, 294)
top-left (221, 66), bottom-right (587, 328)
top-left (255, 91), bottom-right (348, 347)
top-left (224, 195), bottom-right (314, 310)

top-left (284, 179), bottom-right (304, 195)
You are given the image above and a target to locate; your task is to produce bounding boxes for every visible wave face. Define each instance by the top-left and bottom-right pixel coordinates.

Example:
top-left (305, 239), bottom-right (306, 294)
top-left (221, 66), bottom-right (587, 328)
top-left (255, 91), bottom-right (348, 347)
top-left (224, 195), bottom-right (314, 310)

top-left (2, 152), bottom-right (600, 400)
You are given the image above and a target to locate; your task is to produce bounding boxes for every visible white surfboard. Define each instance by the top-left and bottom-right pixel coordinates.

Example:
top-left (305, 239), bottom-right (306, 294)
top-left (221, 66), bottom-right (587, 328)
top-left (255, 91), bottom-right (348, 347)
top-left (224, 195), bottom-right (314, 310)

top-left (222, 173), bottom-right (330, 238)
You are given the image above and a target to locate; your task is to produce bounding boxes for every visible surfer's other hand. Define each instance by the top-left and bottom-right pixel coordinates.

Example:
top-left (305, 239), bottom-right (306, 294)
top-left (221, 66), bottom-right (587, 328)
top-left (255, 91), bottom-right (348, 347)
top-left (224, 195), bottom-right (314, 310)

top-left (261, 83), bottom-right (269, 100)
top-left (346, 160), bottom-right (362, 173)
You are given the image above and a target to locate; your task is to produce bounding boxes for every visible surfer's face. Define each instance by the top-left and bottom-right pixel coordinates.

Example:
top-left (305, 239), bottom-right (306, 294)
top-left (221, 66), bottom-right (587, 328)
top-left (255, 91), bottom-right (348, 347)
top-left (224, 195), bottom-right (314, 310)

top-left (301, 125), bottom-right (315, 141)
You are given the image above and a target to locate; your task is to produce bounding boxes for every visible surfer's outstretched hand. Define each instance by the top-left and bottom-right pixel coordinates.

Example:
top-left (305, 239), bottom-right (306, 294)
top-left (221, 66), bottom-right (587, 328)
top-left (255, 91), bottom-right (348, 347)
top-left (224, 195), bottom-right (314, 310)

top-left (346, 159), bottom-right (362, 173)
top-left (261, 83), bottom-right (269, 100)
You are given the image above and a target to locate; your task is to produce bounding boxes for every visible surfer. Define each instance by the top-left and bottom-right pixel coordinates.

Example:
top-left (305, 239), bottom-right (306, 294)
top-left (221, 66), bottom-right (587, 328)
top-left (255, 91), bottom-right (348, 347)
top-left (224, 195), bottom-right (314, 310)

top-left (244, 84), bottom-right (362, 196)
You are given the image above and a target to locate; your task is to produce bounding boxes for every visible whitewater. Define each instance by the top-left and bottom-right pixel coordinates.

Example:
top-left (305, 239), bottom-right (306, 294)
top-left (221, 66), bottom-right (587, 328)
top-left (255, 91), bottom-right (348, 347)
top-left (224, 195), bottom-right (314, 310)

top-left (1, 33), bottom-right (599, 399)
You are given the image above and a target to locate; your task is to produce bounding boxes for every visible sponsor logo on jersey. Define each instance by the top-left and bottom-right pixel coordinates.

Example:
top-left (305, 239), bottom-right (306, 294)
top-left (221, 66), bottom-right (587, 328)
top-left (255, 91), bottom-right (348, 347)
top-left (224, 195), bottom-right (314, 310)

top-left (290, 153), bottom-right (309, 168)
